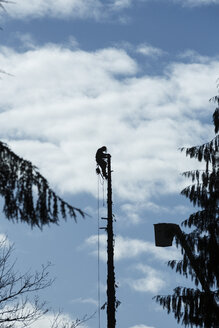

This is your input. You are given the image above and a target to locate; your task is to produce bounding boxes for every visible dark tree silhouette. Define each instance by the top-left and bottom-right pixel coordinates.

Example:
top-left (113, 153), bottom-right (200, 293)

top-left (0, 237), bottom-right (93, 328)
top-left (50, 311), bottom-right (95, 328)
top-left (0, 141), bottom-right (85, 228)
top-left (0, 237), bottom-right (52, 327)
top-left (154, 94), bottom-right (219, 327)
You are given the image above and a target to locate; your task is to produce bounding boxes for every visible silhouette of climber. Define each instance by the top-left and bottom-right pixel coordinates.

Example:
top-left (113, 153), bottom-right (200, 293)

top-left (96, 146), bottom-right (108, 179)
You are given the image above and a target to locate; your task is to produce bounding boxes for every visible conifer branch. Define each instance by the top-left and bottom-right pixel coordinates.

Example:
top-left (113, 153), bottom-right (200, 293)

top-left (0, 141), bottom-right (85, 228)
top-left (155, 93), bottom-right (219, 327)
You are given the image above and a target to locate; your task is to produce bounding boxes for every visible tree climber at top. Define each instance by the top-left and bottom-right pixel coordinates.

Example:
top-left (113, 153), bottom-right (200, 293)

top-left (96, 146), bottom-right (108, 179)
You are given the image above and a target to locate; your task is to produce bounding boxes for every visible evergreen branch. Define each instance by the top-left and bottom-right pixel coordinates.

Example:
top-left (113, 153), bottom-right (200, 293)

top-left (154, 288), bottom-right (219, 327)
top-left (179, 135), bottom-right (219, 163)
top-left (212, 108), bottom-right (219, 134)
top-left (180, 183), bottom-right (218, 208)
top-left (0, 141), bottom-right (85, 228)
top-left (182, 209), bottom-right (219, 231)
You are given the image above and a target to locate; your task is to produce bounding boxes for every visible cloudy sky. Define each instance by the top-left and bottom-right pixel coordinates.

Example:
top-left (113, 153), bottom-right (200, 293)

top-left (0, 0), bottom-right (218, 327)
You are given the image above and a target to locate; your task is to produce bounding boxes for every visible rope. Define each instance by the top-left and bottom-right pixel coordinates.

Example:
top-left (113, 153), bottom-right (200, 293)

top-left (98, 172), bottom-right (105, 207)
top-left (97, 175), bottom-right (101, 328)
top-left (103, 178), bottom-right (105, 207)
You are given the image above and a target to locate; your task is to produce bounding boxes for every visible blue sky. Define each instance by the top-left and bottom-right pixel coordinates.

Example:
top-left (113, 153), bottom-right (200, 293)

top-left (0, 0), bottom-right (218, 327)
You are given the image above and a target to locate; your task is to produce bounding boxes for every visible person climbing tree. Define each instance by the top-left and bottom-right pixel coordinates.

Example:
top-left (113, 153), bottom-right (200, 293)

top-left (96, 146), bottom-right (108, 179)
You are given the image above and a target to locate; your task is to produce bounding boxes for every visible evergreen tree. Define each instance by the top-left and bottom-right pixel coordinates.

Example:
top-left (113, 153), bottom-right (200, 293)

top-left (0, 141), bottom-right (85, 228)
top-left (155, 94), bottom-right (219, 327)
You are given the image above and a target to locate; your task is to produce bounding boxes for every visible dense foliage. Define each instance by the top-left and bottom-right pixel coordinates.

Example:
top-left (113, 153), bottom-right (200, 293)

top-left (0, 141), bottom-right (84, 228)
top-left (155, 96), bottom-right (219, 327)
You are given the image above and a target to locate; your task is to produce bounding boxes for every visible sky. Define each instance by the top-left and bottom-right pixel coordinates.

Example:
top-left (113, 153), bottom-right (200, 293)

top-left (0, 0), bottom-right (218, 327)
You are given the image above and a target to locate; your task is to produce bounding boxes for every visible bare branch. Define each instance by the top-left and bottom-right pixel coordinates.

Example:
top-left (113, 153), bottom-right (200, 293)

top-left (0, 238), bottom-right (52, 327)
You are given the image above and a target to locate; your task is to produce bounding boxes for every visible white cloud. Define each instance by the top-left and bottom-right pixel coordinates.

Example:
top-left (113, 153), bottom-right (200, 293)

top-left (0, 234), bottom-right (11, 247)
top-left (0, 0), bottom-right (145, 20)
top-left (1, 0), bottom-right (218, 21)
top-left (30, 312), bottom-right (87, 328)
top-left (112, 0), bottom-right (133, 10)
top-left (0, 303), bottom-right (79, 328)
top-left (119, 202), bottom-right (191, 225)
top-left (2, 0), bottom-right (217, 22)
top-left (28, 313), bottom-right (55, 328)
top-left (129, 325), bottom-right (156, 328)
top-left (174, 0), bottom-right (219, 6)
top-left (85, 234), bottom-right (107, 261)
top-left (178, 49), bottom-right (212, 63)
top-left (84, 234), bottom-right (181, 262)
top-left (115, 236), bottom-right (181, 261)
top-left (27, 309), bottom-right (90, 328)
top-left (1, 0), bottom-right (104, 20)
top-left (0, 44), bottom-right (218, 204)
top-left (0, 233), bottom-right (7, 242)
top-left (71, 297), bottom-right (98, 306)
top-left (136, 43), bottom-right (166, 57)
top-left (126, 264), bottom-right (166, 293)
top-left (14, 32), bottom-right (37, 50)
top-left (120, 203), bottom-right (142, 224)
